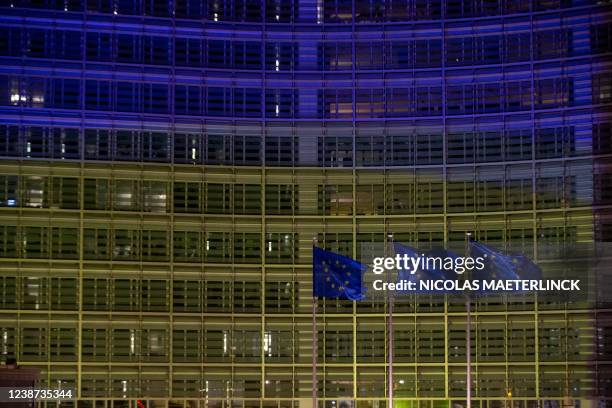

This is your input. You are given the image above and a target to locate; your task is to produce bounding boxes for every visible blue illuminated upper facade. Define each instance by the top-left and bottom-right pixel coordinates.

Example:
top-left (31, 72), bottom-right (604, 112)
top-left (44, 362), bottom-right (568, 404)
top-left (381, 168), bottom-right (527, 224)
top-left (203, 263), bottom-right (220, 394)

top-left (0, 0), bottom-right (609, 169)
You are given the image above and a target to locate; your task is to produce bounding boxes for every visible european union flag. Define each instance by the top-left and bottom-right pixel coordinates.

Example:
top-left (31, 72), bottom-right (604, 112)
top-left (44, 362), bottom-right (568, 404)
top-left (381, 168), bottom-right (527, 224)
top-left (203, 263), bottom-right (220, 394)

top-left (313, 247), bottom-right (365, 301)
top-left (470, 240), bottom-right (542, 281)
top-left (395, 243), bottom-right (458, 294)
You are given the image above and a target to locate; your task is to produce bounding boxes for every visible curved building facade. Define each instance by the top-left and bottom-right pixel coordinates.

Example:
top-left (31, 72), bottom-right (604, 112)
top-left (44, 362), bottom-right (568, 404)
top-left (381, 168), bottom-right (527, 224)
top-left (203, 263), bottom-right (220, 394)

top-left (0, 0), bottom-right (611, 406)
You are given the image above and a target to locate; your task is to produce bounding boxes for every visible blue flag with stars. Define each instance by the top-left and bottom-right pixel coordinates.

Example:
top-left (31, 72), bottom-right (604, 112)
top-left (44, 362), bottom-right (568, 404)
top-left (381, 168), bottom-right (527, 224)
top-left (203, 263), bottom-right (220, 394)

top-left (470, 240), bottom-right (542, 282)
top-left (313, 247), bottom-right (365, 301)
top-left (395, 243), bottom-right (459, 294)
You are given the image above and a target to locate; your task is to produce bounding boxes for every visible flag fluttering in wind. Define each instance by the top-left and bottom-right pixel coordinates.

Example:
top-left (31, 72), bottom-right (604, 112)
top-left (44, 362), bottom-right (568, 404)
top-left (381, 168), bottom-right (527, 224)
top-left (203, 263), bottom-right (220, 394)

top-left (313, 247), bottom-right (366, 300)
top-left (394, 243), bottom-right (460, 293)
top-left (470, 240), bottom-right (542, 281)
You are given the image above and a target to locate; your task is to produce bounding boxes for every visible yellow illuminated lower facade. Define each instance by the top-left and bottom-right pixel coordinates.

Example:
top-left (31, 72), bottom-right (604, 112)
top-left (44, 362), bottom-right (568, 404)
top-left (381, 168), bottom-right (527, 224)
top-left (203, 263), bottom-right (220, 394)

top-left (0, 160), bottom-right (606, 408)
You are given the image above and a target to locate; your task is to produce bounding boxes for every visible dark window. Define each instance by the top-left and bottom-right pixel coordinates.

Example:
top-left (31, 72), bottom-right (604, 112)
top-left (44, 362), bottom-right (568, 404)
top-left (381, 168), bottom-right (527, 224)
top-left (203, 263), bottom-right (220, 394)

top-left (535, 127), bottom-right (575, 159)
top-left (0, 125), bottom-right (21, 157)
top-left (207, 40), bottom-right (231, 68)
top-left (86, 32), bottom-right (112, 61)
top-left (324, 0), bottom-right (353, 22)
top-left (117, 35), bottom-right (142, 64)
top-left (55, 30), bottom-right (82, 60)
top-left (234, 41), bottom-right (262, 69)
top-left (116, 82), bottom-right (140, 112)
top-left (591, 23), bottom-right (612, 54)
top-left (175, 38), bottom-right (202, 67)
top-left (535, 78), bottom-right (574, 109)
top-left (50, 128), bottom-right (80, 159)
top-left (236, 88), bottom-right (262, 117)
top-left (356, 42), bottom-right (384, 70)
top-left (50, 78), bottom-right (80, 109)
top-left (175, 0), bottom-right (205, 18)
top-left (535, 29), bottom-right (571, 60)
top-left (265, 0), bottom-right (293, 22)
top-left (84, 129), bottom-right (111, 160)
top-left (504, 33), bottom-right (531, 63)
top-left (265, 42), bottom-right (295, 71)
top-left (207, 87), bottom-right (231, 116)
top-left (86, 80), bottom-right (112, 111)
top-left (143, 37), bottom-right (170, 65)
top-left (142, 132), bottom-right (168, 162)
top-left (115, 130), bottom-right (141, 161)
top-left (174, 133), bottom-right (202, 164)
top-left (265, 89), bottom-right (294, 118)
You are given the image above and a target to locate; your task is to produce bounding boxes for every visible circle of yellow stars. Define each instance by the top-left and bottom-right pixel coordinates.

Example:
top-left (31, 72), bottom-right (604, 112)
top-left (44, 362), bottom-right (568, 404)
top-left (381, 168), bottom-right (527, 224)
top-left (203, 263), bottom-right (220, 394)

top-left (321, 259), bottom-right (352, 292)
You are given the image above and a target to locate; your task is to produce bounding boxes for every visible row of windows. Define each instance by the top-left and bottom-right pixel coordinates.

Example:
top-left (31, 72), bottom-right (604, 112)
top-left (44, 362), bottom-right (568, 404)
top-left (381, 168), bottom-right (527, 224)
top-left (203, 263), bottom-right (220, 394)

top-left (0, 226), bottom-right (298, 263)
top-left (7, 376), bottom-right (603, 401)
top-left (0, 332), bottom-right (602, 400)
top-left (1, 124), bottom-right (610, 166)
top-left (0, 223), bottom-right (589, 265)
top-left (0, 265), bottom-right (599, 313)
top-left (0, 161), bottom-right (601, 217)
top-left (2, 25), bottom-right (607, 70)
top-left (1, 316), bottom-right (600, 364)
top-left (0, 276), bottom-right (296, 313)
top-left (4, 0), bottom-right (598, 22)
top-left (3, 75), bottom-right (611, 118)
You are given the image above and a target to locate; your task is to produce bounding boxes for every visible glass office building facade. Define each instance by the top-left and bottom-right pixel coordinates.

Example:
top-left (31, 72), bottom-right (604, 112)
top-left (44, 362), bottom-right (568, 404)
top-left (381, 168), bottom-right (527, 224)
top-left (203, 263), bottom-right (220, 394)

top-left (0, 0), bottom-right (611, 406)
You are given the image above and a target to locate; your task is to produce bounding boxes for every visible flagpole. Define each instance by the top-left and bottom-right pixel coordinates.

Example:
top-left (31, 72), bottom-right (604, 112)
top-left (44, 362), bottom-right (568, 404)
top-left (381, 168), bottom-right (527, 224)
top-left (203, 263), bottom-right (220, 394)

top-left (387, 232), bottom-right (394, 408)
top-left (465, 232), bottom-right (472, 408)
top-left (312, 237), bottom-right (318, 408)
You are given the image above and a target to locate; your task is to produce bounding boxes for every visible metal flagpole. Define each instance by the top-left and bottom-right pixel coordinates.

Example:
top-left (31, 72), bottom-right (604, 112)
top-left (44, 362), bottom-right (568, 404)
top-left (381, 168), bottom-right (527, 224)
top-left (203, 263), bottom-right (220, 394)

top-left (312, 237), bottom-right (318, 408)
top-left (465, 232), bottom-right (472, 408)
top-left (387, 232), bottom-right (394, 408)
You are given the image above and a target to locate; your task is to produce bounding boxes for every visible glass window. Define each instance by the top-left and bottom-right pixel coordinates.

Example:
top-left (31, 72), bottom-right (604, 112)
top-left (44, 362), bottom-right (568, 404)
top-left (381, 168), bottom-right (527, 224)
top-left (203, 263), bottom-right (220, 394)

top-left (0, 125), bottom-right (20, 157)
top-left (0, 226), bottom-right (17, 258)
top-left (504, 33), bottom-right (531, 63)
top-left (24, 176), bottom-right (48, 208)
top-left (51, 227), bottom-right (79, 259)
top-left (51, 177), bottom-right (79, 209)
top-left (535, 29), bottom-right (571, 60)
top-left (143, 83), bottom-right (169, 114)
top-left (0, 175), bottom-right (19, 207)
top-left (173, 182), bottom-right (201, 213)
top-left (143, 36), bottom-right (170, 65)
top-left (174, 132), bottom-right (202, 164)
top-left (265, 134), bottom-right (296, 166)
top-left (115, 130), bottom-right (140, 161)
top-left (386, 183), bottom-right (415, 215)
top-left (175, 0), bottom-right (205, 18)
top-left (355, 184), bottom-right (385, 215)
top-left (535, 78), bottom-right (574, 109)
top-left (318, 184), bottom-right (353, 215)
top-left (265, 233), bottom-right (296, 263)
top-left (84, 178), bottom-right (110, 210)
top-left (86, 80), bottom-right (112, 111)
top-left (233, 232), bottom-right (261, 263)
top-left (593, 72), bottom-right (612, 105)
top-left (112, 229), bottom-right (140, 260)
top-left (324, 0), bottom-right (353, 22)
top-left (114, 179), bottom-right (140, 211)
top-left (205, 183), bottom-right (231, 214)
top-left (356, 42), bottom-right (383, 70)
top-left (23, 227), bottom-right (50, 258)
top-left (84, 129), bottom-right (111, 160)
top-left (117, 34), bottom-right (141, 64)
top-left (83, 228), bottom-right (110, 260)
top-left (142, 181), bottom-right (167, 212)
top-left (86, 32), bottom-right (112, 61)
top-left (415, 170), bottom-right (443, 213)
top-left (174, 232), bottom-right (202, 263)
